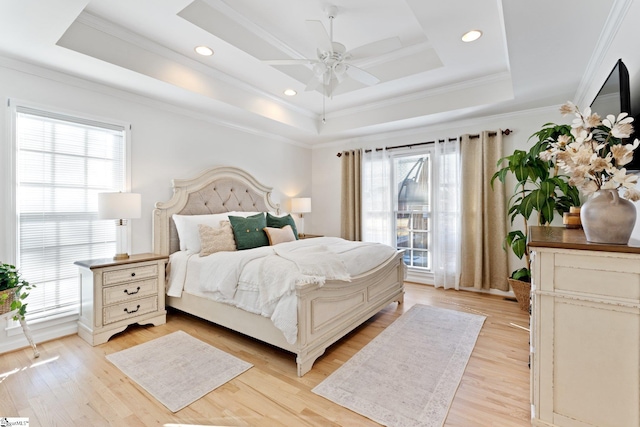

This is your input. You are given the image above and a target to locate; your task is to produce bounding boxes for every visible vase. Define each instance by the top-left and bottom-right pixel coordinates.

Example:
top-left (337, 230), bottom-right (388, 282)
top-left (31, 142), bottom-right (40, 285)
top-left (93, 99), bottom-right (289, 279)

top-left (580, 189), bottom-right (637, 244)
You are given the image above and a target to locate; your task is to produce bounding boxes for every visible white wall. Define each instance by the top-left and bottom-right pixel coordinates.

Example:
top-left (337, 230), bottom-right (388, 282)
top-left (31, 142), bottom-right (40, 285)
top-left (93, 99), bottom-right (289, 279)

top-left (0, 59), bottom-right (311, 353)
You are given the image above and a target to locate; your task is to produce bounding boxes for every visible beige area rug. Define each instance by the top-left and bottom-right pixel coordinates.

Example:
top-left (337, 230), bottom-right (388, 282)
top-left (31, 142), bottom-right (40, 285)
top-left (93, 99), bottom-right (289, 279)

top-left (106, 330), bottom-right (252, 412)
top-left (312, 304), bottom-right (485, 427)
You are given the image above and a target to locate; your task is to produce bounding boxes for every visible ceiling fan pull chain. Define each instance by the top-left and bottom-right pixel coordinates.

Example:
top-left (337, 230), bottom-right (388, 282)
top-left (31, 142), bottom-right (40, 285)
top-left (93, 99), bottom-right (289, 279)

top-left (322, 96), bottom-right (326, 124)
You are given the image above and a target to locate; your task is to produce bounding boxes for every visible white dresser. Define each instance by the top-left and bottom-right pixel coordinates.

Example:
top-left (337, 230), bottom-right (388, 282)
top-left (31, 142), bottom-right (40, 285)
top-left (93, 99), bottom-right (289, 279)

top-left (529, 226), bottom-right (640, 427)
top-left (75, 253), bottom-right (168, 345)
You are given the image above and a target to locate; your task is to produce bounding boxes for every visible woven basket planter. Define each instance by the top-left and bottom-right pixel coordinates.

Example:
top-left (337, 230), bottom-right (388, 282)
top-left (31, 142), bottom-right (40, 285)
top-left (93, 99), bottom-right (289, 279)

top-left (0, 288), bottom-right (16, 315)
top-left (508, 278), bottom-right (531, 312)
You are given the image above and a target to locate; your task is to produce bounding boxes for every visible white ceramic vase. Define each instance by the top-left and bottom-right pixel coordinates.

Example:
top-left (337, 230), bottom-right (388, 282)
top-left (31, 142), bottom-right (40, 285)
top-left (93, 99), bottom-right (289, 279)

top-left (580, 189), bottom-right (637, 244)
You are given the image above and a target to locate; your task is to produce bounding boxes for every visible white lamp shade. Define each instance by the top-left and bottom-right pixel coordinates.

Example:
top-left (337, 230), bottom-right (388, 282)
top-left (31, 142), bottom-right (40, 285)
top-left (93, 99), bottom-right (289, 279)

top-left (98, 192), bottom-right (142, 220)
top-left (291, 197), bottom-right (311, 214)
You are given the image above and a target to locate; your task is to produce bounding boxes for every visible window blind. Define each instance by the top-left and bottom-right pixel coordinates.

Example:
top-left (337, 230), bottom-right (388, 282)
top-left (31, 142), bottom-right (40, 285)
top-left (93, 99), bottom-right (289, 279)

top-left (15, 106), bottom-right (126, 320)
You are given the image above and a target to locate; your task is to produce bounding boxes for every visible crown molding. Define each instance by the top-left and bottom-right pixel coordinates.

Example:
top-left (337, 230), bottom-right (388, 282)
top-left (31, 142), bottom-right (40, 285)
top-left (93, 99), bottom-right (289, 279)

top-left (75, 12), bottom-right (316, 121)
top-left (574, 0), bottom-right (634, 108)
top-left (324, 71), bottom-right (512, 121)
top-left (313, 103), bottom-right (561, 150)
top-left (0, 55), bottom-right (311, 148)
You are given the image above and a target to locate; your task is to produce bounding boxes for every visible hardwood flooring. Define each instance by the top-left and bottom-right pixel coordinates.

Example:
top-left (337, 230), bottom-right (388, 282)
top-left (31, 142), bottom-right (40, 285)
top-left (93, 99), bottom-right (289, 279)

top-left (0, 283), bottom-right (530, 426)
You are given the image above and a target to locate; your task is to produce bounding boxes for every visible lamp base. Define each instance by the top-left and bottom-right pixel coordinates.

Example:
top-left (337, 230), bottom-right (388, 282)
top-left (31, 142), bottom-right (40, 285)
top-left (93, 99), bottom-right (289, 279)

top-left (113, 253), bottom-right (130, 261)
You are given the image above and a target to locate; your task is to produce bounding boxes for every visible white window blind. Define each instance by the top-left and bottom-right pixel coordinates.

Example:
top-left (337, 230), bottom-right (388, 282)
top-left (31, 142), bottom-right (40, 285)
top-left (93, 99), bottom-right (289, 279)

top-left (15, 106), bottom-right (126, 320)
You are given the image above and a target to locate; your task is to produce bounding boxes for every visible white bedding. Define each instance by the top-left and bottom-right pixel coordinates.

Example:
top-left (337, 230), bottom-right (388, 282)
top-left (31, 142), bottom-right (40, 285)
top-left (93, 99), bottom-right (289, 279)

top-left (166, 237), bottom-right (397, 344)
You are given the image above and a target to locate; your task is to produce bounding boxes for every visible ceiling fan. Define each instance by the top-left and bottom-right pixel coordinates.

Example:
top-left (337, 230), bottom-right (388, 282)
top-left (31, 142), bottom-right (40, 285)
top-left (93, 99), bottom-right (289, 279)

top-left (265, 5), bottom-right (402, 98)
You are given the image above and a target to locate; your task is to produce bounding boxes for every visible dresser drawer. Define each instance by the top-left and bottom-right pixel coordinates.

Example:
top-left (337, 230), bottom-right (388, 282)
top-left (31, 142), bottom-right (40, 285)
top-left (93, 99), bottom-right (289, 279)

top-left (103, 295), bottom-right (158, 325)
top-left (103, 264), bottom-right (158, 286)
top-left (103, 278), bottom-right (158, 305)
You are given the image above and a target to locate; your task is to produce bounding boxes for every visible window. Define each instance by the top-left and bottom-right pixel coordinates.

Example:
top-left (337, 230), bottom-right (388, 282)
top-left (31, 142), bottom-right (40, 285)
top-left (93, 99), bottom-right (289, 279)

top-left (15, 106), bottom-right (127, 320)
top-left (394, 153), bottom-right (431, 270)
top-left (361, 140), bottom-right (460, 286)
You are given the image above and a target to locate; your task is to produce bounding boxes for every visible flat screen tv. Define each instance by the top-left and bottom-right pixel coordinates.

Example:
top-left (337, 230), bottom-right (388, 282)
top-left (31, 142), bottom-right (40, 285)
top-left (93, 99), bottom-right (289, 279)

top-left (590, 58), bottom-right (640, 171)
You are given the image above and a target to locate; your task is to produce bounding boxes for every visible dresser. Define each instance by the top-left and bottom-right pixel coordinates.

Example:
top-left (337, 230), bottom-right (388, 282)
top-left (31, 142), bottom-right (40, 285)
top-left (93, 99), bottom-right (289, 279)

top-left (75, 253), bottom-right (168, 345)
top-left (528, 226), bottom-right (640, 427)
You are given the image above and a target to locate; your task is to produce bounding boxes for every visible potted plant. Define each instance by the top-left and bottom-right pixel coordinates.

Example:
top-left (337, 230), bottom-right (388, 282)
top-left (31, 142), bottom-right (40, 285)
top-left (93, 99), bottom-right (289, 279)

top-left (491, 125), bottom-right (580, 310)
top-left (0, 263), bottom-right (34, 320)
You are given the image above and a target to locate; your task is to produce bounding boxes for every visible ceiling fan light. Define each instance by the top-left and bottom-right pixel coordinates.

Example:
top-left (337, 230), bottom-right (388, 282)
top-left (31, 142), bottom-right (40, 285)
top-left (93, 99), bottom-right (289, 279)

top-left (313, 63), bottom-right (327, 76)
top-left (333, 62), bottom-right (346, 75)
top-left (461, 30), bottom-right (482, 43)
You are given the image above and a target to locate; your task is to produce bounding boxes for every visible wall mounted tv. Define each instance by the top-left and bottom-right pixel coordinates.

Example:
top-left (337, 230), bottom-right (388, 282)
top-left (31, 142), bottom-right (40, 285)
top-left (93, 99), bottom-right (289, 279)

top-left (590, 58), bottom-right (640, 171)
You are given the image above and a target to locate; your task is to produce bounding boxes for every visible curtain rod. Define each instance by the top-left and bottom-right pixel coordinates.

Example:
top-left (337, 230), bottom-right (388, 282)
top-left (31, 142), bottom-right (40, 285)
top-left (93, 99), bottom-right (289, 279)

top-left (336, 128), bottom-right (512, 157)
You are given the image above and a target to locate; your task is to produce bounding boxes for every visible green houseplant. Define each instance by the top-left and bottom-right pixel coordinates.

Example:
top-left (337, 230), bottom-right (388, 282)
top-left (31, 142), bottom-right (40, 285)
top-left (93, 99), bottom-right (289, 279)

top-left (0, 263), bottom-right (34, 320)
top-left (491, 125), bottom-right (580, 307)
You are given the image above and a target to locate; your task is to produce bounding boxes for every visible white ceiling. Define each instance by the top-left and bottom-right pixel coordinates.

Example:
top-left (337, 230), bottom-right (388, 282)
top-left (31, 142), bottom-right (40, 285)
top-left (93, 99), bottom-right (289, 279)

top-left (0, 0), bottom-right (620, 145)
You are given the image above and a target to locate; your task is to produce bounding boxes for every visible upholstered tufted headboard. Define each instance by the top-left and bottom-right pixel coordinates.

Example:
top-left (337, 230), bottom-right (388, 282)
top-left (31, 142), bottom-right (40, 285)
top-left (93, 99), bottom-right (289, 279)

top-left (153, 166), bottom-right (280, 255)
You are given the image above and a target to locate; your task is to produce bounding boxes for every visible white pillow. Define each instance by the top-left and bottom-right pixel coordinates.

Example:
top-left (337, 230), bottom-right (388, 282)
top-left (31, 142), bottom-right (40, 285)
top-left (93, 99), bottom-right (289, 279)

top-left (173, 213), bottom-right (231, 253)
top-left (173, 212), bottom-right (264, 253)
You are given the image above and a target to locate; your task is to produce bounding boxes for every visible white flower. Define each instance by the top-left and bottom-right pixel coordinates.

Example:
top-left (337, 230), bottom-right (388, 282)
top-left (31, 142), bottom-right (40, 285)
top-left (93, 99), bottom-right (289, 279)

top-left (623, 187), bottom-right (640, 202)
top-left (560, 102), bottom-right (577, 116)
top-left (537, 104), bottom-right (639, 200)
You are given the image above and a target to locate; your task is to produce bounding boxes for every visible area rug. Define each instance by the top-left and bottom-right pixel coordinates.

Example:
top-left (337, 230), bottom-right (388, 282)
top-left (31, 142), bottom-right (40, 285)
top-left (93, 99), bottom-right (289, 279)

top-left (106, 330), bottom-right (252, 412)
top-left (312, 304), bottom-right (485, 427)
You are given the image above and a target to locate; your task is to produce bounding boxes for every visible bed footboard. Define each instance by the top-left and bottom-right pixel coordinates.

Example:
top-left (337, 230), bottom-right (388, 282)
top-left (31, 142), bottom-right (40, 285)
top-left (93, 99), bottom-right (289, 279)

top-left (293, 250), bottom-right (405, 376)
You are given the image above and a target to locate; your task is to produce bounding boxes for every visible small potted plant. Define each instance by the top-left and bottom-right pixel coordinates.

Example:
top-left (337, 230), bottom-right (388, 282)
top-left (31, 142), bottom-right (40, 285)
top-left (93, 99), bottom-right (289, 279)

top-left (492, 125), bottom-right (580, 310)
top-left (0, 263), bottom-right (34, 320)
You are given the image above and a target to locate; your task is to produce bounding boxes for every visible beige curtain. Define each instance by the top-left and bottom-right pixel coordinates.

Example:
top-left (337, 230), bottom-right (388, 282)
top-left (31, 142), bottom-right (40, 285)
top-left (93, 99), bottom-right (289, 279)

top-left (340, 149), bottom-right (362, 241)
top-left (459, 131), bottom-right (509, 291)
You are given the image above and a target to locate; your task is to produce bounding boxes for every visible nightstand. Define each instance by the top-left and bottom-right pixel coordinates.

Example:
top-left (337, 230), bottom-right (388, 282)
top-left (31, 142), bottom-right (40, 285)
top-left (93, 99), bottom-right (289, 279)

top-left (299, 233), bottom-right (323, 239)
top-left (74, 253), bottom-right (168, 345)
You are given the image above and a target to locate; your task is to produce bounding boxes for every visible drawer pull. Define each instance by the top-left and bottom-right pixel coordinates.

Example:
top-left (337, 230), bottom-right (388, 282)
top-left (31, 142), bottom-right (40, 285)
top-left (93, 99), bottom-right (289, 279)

top-left (124, 305), bottom-right (140, 314)
top-left (131, 272), bottom-right (136, 277)
top-left (123, 286), bottom-right (141, 295)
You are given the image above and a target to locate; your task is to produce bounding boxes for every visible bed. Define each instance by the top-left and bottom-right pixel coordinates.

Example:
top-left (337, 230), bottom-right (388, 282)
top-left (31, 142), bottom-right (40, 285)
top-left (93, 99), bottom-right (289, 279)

top-left (153, 166), bottom-right (404, 376)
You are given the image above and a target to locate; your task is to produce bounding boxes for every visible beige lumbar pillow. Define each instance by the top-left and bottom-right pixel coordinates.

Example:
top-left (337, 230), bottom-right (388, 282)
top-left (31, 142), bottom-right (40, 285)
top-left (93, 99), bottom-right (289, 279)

top-left (264, 225), bottom-right (296, 245)
top-left (198, 222), bottom-right (237, 256)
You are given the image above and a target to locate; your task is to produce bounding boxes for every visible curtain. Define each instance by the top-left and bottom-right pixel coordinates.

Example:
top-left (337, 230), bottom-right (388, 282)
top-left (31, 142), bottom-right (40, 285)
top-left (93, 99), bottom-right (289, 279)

top-left (340, 149), bottom-right (362, 240)
top-left (362, 148), bottom-right (393, 246)
top-left (432, 138), bottom-right (462, 289)
top-left (459, 131), bottom-right (509, 291)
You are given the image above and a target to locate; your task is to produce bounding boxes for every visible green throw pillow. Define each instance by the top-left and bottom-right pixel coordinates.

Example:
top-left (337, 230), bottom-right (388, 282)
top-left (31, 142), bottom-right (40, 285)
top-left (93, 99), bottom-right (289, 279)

top-left (229, 213), bottom-right (269, 250)
top-left (266, 213), bottom-right (299, 239)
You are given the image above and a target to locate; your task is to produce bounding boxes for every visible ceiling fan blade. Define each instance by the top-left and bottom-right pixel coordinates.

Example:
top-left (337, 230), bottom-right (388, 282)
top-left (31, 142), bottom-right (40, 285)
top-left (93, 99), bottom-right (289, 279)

top-left (345, 65), bottom-right (380, 86)
top-left (306, 20), bottom-right (333, 53)
top-left (347, 37), bottom-right (402, 60)
top-left (263, 59), bottom-right (314, 65)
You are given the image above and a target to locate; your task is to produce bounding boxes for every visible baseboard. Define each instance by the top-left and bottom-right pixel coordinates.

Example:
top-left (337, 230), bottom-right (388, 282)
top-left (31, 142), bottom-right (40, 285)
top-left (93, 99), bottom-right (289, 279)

top-left (0, 316), bottom-right (79, 355)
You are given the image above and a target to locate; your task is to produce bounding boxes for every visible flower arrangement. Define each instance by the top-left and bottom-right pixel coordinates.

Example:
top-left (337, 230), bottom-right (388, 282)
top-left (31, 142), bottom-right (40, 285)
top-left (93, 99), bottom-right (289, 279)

top-left (538, 101), bottom-right (640, 201)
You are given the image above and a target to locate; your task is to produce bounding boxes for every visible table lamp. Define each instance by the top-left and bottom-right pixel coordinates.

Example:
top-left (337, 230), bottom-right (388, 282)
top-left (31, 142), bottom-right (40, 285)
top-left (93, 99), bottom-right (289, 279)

top-left (291, 197), bottom-right (311, 237)
top-left (98, 192), bottom-right (141, 260)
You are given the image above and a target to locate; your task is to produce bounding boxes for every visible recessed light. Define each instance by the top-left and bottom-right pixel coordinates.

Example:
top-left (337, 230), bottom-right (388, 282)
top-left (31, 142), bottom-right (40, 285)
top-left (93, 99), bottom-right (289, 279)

top-left (194, 46), bottom-right (214, 56)
top-left (284, 89), bottom-right (297, 96)
top-left (461, 30), bottom-right (483, 43)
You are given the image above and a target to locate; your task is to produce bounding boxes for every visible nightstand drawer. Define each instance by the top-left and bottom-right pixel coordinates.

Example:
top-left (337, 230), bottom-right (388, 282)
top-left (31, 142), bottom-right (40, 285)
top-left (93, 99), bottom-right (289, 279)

top-left (103, 278), bottom-right (158, 305)
top-left (103, 295), bottom-right (158, 325)
top-left (103, 264), bottom-right (158, 286)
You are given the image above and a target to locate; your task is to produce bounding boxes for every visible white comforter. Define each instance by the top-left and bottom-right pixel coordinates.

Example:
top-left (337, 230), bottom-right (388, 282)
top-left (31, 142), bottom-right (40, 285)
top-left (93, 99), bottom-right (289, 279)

top-left (166, 237), bottom-right (397, 344)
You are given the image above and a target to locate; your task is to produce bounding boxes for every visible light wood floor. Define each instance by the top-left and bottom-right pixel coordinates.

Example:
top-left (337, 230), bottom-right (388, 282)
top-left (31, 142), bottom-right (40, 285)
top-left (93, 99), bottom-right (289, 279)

top-left (0, 283), bottom-right (531, 426)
